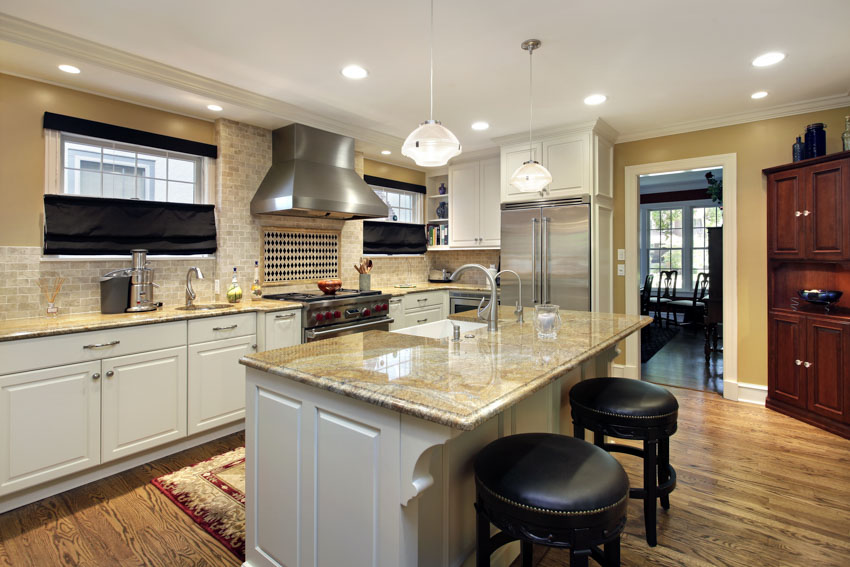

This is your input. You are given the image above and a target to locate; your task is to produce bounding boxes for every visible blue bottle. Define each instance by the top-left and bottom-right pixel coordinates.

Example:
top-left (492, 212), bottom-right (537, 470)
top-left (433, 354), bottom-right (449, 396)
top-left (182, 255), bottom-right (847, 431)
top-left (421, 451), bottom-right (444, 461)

top-left (792, 136), bottom-right (805, 162)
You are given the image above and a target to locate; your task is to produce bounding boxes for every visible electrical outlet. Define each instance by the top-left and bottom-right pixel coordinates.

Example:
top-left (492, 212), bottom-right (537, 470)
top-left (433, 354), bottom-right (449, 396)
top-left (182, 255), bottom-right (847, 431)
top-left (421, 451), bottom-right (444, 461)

top-left (617, 248), bottom-right (625, 261)
top-left (214, 279), bottom-right (220, 294)
top-left (617, 264), bottom-right (625, 276)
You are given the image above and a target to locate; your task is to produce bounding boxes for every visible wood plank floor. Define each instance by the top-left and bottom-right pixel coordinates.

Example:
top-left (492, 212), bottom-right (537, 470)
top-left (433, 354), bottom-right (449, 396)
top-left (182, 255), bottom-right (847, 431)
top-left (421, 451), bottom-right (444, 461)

top-left (642, 324), bottom-right (724, 395)
top-left (2, 388), bottom-right (850, 566)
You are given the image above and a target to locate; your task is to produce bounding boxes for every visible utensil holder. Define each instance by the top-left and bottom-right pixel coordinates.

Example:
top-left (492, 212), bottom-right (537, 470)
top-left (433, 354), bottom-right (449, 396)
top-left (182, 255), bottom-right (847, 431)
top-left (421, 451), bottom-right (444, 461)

top-left (359, 273), bottom-right (371, 291)
top-left (46, 302), bottom-right (58, 317)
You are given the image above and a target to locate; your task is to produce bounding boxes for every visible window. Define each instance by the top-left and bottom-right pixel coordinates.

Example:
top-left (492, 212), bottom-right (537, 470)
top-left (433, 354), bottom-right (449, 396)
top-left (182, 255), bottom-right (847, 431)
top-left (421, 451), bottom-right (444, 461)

top-left (641, 201), bottom-right (722, 292)
top-left (369, 185), bottom-right (422, 223)
top-left (61, 133), bottom-right (203, 203)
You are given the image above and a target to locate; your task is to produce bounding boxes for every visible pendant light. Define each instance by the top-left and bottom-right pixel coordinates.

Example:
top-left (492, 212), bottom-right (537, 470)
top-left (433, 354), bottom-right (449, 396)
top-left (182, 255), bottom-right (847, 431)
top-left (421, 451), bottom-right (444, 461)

top-left (510, 39), bottom-right (552, 193)
top-left (402, 0), bottom-right (462, 167)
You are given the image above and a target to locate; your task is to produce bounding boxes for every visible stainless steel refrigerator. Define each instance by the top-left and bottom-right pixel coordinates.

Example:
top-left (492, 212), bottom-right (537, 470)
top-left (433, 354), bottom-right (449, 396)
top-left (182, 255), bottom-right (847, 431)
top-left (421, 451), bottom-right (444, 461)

top-left (500, 196), bottom-right (591, 311)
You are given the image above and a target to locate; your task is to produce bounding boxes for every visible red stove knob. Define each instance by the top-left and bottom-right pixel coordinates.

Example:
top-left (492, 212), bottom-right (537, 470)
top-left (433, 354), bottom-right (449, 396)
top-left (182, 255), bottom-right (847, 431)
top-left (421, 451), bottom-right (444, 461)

top-left (374, 304), bottom-right (382, 311)
top-left (382, 303), bottom-right (389, 311)
top-left (334, 311), bottom-right (341, 318)
top-left (315, 312), bottom-right (324, 322)
top-left (362, 308), bottom-right (371, 317)
top-left (325, 311), bottom-right (334, 320)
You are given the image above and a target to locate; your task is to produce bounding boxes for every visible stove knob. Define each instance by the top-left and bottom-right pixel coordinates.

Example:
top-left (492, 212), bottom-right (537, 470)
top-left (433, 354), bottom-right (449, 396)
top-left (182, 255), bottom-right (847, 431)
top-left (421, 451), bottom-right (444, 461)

top-left (362, 308), bottom-right (371, 317)
top-left (374, 304), bottom-right (382, 312)
top-left (324, 311), bottom-right (334, 320)
top-left (315, 312), bottom-right (324, 322)
top-left (382, 303), bottom-right (389, 311)
top-left (334, 311), bottom-right (342, 319)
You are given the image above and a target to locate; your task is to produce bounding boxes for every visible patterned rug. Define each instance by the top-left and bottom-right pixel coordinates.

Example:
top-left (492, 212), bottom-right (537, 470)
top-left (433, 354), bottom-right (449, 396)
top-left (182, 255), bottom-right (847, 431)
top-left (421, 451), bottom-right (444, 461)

top-left (152, 447), bottom-right (246, 560)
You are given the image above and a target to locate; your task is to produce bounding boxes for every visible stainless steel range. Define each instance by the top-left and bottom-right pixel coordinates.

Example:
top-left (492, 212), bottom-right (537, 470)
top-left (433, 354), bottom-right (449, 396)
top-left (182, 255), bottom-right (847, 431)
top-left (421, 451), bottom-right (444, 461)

top-left (264, 289), bottom-right (393, 342)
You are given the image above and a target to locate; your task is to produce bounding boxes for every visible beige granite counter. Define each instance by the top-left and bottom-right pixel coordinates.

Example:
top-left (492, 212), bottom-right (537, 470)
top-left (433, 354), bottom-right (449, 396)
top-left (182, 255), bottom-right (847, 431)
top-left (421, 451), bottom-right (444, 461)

top-left (0, 300), bottom-right (301, 342)
top-left (385, 282), bottom-right (492, 296)
top-left (241, 307), bottom-right (652, 430)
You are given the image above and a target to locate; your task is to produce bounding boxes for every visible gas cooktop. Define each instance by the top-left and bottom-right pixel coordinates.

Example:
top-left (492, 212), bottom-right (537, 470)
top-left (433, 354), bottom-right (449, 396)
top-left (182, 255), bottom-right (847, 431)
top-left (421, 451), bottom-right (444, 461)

top-left (264, 289), bottom-right (383, 303)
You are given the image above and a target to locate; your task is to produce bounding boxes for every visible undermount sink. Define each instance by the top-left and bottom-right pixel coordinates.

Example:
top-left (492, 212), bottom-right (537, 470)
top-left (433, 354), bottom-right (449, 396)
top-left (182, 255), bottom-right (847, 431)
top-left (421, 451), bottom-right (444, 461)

top-left (175, 303), bottom-right (233, 311)
top-left (392, 319), bottom-right (487, 339)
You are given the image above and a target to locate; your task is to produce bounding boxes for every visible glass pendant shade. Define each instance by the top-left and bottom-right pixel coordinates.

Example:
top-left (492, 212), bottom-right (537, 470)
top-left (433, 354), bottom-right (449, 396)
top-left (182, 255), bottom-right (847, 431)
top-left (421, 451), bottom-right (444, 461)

top-left (510, 160), bottom-right (553, 192)
top-left (402, 120), bottom-right (462, 167)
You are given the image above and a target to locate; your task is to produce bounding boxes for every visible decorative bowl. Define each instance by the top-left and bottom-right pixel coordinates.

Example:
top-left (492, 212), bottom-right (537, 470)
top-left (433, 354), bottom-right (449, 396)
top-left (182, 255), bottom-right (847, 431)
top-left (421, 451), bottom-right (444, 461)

top-left (797, 289), bottom-right (843, 305)
top-left (317, 279), bottom-right (343, 295)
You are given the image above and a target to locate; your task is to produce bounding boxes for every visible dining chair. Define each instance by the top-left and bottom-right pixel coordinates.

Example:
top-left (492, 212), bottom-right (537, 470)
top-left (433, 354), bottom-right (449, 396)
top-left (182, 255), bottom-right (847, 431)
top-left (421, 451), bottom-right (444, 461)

top-left (647, 270), bottom-right (677, 325)
top-left (640, 274), bottom-right (654, 316)
top-left (668, 272), bottom-right (709, 326)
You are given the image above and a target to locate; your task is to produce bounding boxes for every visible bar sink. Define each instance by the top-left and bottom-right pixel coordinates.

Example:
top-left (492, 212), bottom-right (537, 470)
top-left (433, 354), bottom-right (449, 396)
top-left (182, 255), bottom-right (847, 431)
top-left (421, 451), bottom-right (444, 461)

top-left (175, 304), bottom-right (233, 311)
top-left (392, 319), bottom-right (487, 339)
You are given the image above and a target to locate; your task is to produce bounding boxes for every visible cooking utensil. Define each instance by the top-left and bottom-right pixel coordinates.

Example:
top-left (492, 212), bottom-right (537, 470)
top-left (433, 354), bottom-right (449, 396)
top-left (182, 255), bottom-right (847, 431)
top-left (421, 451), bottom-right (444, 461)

top-left (797, 289), bottom-right (842, 305)
top-left (317, 279), bottom-right (343, 295)
top-left (366, 259), bottom-right (372, 273)
top-left (354, 263), bottom-right (363, 274)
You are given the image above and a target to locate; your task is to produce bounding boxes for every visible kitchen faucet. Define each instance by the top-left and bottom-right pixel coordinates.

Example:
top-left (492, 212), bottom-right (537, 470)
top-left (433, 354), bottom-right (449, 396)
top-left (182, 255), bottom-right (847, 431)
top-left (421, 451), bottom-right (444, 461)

top-left (185, 267), bottom-right (204, 307)
top-left (449, 264), bottom-right (499, 332)
top-left (496, 269), bottom-right (523, 323)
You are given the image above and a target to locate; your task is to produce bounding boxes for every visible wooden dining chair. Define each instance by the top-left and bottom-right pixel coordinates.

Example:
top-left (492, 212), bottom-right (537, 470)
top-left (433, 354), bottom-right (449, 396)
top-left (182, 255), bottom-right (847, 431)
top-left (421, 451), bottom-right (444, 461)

top-left (668, 272), bottom-right (709, 326)
top-left (647, 270), bottom-right (677, 325)
top-left (640, 274), bottom-right (655, 316)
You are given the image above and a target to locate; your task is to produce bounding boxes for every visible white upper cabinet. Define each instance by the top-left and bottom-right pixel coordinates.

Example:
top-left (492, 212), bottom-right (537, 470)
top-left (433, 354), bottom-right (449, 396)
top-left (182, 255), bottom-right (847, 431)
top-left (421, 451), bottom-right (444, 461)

top-left (501, 134), bottom-right (590, 203)
top-left (501, 142), bottom-right (543, 202)
top-left (448, 157), bottom-right (500, 248)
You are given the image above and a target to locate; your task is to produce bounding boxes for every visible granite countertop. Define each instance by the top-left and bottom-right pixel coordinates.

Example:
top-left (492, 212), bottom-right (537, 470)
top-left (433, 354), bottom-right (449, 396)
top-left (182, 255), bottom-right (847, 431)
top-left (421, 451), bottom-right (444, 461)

top-left (0, 300), bottom-right (302, 342)
top-left (385, 282), bottom-right (492, 296)
top-left (241, 307), bottom-right (652, 431)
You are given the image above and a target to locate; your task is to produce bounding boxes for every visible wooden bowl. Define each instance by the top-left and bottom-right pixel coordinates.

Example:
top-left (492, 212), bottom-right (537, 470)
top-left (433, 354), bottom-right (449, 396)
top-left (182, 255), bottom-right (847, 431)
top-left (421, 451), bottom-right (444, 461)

top-left (317, 279), bottom-right (343, 295)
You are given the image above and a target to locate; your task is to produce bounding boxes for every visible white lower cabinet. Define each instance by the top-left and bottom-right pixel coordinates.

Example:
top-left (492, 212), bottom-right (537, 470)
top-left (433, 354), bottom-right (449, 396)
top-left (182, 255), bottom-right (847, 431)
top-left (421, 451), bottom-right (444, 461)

top-left (388, 298), bottom-right (403, 331)
top-left (0, 361), bottom-right (101, 496)
top-left (404, 305), bottom-right (443, 328)
top-left (188, 335), bottom-right (257, 435)
top-left (262, 310), bottom-right (301, 350)
top-left (101, 346), bottom-right (187, 463)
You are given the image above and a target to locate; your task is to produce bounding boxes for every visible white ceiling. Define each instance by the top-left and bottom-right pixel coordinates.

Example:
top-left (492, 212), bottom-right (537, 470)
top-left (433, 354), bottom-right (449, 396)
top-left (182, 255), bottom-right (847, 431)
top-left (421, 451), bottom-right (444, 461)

top-left (2, 0), bottom-right (849, 169)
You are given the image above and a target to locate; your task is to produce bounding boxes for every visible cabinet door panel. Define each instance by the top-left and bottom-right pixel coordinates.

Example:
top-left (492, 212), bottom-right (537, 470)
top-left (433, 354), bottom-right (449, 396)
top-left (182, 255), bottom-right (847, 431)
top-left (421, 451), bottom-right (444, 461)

top-left (768, 312), bottom-right (806, 408)
top-left (544, 135), bottom-right (588, 196)
top-left (806, 318), bottom-right (849, 421)
top-left (807, 159), bottom-right (850, 259)
top-left (101, 346), bottom-right (187, 462)
top-left (388, 298), bottom-right (404, 330)
top-left (188, 335), bottom-right (256, 435)
top-left (767, 172), bottom-right (805, 258)
top-left (479, 158), bottom-right (501, 246)
top-left (264, 310), bottom-right (301, 350)
top-left (448, 162), bottom-right (480, 246)
top-left (502, 142), bottom-right (542, 202)
top-left (404, 305), bottom-right (444, 328)
top-left (0, 362), bottom-right (100, 495)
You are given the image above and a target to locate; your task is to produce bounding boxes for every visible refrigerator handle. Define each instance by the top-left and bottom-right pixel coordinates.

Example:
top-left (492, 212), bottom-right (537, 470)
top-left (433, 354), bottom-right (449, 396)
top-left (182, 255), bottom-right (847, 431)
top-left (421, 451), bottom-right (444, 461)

top-left (542, 216), bottom-right (549, 304)
top-left (531, 217), bottom-right (538, 304)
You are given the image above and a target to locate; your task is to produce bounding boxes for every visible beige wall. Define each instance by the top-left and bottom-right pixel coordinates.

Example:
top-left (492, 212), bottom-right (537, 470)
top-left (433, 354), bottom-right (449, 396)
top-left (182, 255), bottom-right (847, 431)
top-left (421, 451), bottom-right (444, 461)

top-left (613, 107), bottom-right (850, 386)
top-left (0, 73), bottom-right (215, 246)
top-left (363, 159), bottom-right (426, 185)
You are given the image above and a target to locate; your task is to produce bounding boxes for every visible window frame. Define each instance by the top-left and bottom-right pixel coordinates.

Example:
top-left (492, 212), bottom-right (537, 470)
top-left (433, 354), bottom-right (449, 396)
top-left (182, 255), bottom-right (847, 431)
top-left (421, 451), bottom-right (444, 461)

top-left (368, 184), bottom-right (423, 224)
top-left (640, 199), bottom-right (722, 293)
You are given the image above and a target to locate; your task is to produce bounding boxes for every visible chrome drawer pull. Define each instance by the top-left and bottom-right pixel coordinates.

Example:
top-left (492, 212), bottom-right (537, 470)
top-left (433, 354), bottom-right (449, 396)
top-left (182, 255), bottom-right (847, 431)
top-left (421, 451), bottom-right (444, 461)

top-left (213, 324), bottom-right (238, 331)
top-left (275, 313), bottom-right (296, 320)
top-left (417, 318), bottom-right (428, 323)
top-left (390, 299), bottom-right (402, 305)
top-left (417, 298), bottom-right (428, 303)
top-left (83, 340), bottom-right (120, 349)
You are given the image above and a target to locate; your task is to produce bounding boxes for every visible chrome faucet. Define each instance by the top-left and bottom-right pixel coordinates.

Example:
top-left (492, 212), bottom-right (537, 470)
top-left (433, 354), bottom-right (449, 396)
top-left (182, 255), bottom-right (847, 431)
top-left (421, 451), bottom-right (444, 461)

top-left (496, 269), bottom-right (524, 323)
top-left (450, 264), bottom-right (499, 332)
top-left (186, 267), bottom-right (204, 307)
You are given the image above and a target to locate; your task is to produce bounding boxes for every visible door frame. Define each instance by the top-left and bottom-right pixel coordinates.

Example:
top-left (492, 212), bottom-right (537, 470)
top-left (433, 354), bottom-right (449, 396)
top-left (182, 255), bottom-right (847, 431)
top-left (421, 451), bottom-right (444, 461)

top-left (624, 153), bottom-right (740, 402)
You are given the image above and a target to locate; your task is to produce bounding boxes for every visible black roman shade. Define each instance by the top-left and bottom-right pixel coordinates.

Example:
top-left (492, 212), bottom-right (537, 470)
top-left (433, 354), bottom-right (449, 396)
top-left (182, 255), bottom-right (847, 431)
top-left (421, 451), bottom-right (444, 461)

top-left (363, 175), bottom-right (426, 194)
top-left (43, 112), bottom-right (217, 158)
top-left (362, 221), bottom-right (426, 255)
top-left (44, 194), bottom-right (217, 255)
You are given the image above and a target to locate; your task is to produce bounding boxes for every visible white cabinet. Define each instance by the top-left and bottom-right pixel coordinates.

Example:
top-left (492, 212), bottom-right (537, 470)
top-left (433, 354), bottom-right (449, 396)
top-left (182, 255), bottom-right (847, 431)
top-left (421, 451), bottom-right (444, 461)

top-left (397, 291), bottom-right (448, 329)
top-left (404, 305), bottom-right (443, 328)
top-left (500, 134), bottom-right (589, 202)
top-left (501, 142), bottom-right (543, 202)
top-left (262, 310), bottom-right (301, 350)
top-left (0, 361), bottom-right (101, 496)
top-left (388, 298), bottom-right (404, 331)
top-left (188, 336), bottom-right (256, 435)
top-left (101, 346), bottom-right (187, 463)
top-left (448, 157), bottom-right (501, 247)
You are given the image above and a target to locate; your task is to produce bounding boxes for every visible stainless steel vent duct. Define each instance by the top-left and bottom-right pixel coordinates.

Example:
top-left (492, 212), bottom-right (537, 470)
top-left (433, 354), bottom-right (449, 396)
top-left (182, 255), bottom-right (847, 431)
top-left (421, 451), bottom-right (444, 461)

top-left (250, 123), bottom-right (389, 220)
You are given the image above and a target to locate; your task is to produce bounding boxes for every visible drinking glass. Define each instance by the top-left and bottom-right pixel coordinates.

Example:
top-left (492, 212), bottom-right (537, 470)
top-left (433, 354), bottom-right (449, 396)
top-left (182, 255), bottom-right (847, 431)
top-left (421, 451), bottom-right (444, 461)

top-left (533, 304), bottom-right (562, 339)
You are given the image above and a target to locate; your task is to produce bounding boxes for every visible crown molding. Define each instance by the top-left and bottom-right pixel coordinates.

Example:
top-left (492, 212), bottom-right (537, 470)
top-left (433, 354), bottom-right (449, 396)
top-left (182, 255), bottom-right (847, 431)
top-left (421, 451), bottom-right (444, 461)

top-left (0, 13), bottom-right (405, 149)
top-left (616, 94), bottom-right (850, 144)
top-left (445, 146), bottom-right (500, 165)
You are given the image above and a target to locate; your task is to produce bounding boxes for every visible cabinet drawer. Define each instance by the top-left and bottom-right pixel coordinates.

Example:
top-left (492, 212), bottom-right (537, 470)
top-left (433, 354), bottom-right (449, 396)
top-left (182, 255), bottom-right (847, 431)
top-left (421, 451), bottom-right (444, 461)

top-left (0, 321), bottom-right (186, 375)
top-left (189, 313), bottom-right (256, 344)
top-left (262, 310), bottom-right (302, 351)
top-left (404, 305), bottom-right (443, 327)
top-left (402, 291), bottom-right (446, 312)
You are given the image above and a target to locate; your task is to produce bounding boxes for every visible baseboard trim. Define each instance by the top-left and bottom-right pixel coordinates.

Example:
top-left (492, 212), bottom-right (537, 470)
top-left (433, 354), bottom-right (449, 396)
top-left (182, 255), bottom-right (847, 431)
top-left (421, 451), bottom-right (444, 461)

top-left (735, 382), bottom-right (768, 405)
top-left (611, 363), bottom-right (639, 379)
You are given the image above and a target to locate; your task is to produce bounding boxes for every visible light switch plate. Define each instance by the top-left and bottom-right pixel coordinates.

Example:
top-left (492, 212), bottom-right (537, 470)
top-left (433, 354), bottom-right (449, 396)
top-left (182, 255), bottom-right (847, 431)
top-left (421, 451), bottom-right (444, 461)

top-left (617, 248), bottom-right (625, 261)
top-left (617, 264), bottom-right (625, 276)
top-left (214, 279), bottom-right (220, 294)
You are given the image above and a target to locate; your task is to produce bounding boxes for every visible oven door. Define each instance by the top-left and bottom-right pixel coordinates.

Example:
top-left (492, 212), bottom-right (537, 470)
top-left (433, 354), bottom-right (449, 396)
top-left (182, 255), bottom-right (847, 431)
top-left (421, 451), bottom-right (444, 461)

top-left (303, 317), bottom-right (393, 342)
top-left (449, 291), bottom-right (499, 314)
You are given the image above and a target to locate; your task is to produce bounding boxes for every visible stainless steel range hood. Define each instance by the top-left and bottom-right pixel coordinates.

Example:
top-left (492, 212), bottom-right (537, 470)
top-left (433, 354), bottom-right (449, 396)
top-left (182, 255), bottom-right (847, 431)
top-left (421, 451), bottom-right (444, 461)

top-left (250, 123), bottom-right (389, 220)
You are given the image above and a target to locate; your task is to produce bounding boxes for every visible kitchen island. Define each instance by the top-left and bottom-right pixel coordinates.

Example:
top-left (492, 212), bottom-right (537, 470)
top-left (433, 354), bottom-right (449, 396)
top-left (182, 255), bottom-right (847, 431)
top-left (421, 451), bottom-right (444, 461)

top-left (240, 308), bottom-right (651, 567)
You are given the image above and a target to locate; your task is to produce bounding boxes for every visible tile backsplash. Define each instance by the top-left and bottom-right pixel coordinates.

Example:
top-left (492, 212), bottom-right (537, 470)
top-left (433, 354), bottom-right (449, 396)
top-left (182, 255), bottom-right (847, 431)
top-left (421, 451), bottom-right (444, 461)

top-left (0, 118), bottom-right (499, 321)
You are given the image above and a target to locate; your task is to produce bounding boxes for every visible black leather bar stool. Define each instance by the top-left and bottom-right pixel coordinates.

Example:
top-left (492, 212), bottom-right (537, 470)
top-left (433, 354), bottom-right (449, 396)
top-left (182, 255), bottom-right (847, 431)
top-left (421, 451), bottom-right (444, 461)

top-left (569, 378), bottom-right (678, 547)
top-left (474, 433), bottom-right (629, 567)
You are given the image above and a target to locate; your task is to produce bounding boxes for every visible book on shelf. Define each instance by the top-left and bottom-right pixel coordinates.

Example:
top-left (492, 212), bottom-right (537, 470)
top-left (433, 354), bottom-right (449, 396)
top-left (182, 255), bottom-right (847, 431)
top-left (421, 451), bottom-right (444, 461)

top-left (426, 224), bottom-right (449, 247)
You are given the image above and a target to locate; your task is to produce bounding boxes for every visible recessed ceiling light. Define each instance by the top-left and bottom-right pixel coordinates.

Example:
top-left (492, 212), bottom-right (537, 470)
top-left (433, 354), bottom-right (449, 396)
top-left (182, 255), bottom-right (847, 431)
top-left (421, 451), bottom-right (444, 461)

top-left (58, 64), bottom-right (80, 74)
top-left (207, 104), bottom-right (223, 111)
top-left (583, 94), bottom-right (607, 105)
top-left (471, 121), bottom-right (490, 131)
top-left (752, 52), bottom-right (785, 67)
top-left (381, 150), bottom-right (392, 155)
top-left (751, 91), bottom-right (768, 99)
top-left (341, 65), bottom-right (368, 79)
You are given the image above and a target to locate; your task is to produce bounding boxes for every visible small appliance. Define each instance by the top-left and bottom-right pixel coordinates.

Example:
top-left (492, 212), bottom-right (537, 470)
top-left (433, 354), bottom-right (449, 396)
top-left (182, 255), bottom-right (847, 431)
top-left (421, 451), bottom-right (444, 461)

top-left (126, 249), bottom-right (158, 312)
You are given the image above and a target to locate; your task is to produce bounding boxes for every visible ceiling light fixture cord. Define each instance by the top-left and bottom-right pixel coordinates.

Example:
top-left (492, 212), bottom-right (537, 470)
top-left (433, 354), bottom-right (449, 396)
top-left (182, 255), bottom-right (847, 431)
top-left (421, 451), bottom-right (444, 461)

top-left (528, 44), bottom-right (533, 158)
top-left (429, 0), bottom-right (434, 121)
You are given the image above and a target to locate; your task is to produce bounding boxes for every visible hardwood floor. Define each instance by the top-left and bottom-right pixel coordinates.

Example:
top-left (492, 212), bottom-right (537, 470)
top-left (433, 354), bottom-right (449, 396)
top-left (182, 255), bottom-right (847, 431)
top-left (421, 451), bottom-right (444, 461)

top-left (642, 323), bottom-right (724, 394)
top-left (0, 433), bottom-right (244, 567)
top-left (3, 389), bottom-right (850, 567)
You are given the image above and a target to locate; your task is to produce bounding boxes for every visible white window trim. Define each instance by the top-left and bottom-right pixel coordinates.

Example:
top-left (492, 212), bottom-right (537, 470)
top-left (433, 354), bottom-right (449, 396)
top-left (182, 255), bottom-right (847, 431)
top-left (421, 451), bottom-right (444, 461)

top-left (368, 184), bottom-right (424, 224)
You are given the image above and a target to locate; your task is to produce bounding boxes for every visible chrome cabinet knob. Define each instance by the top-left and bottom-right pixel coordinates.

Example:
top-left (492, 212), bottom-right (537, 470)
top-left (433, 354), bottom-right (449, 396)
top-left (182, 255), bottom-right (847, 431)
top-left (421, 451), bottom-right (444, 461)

top-left (803, 210), bottom-right (811, 216)
top-left (252, 344), bottom-right (258, 349)
top-left (106, 370), bottom-right (114, 377)
top-left (92, 373), bottom-right (101, 380)
top-left (795, 359), bottom-right (803, 366)
top-left (803, 361), bottom-right (812, 368)
top-left (795, 211), bottom-right (802, 217)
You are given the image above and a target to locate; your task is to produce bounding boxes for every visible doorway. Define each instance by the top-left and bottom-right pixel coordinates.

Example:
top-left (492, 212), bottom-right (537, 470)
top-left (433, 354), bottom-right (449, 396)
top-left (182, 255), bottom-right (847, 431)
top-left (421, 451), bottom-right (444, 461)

top-left (624, 154), bottom-right (739, 401)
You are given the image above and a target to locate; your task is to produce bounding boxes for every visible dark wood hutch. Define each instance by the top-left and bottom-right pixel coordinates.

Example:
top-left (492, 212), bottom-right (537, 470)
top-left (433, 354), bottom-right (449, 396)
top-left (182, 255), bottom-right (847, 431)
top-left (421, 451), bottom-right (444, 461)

top-left (764, 150), bottom-right (850, 439)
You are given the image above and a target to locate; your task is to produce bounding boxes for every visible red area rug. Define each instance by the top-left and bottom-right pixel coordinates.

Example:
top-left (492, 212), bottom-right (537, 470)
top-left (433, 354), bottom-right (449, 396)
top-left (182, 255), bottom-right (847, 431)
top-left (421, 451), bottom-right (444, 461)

top-left (152, 446), bottom-right (246, 560)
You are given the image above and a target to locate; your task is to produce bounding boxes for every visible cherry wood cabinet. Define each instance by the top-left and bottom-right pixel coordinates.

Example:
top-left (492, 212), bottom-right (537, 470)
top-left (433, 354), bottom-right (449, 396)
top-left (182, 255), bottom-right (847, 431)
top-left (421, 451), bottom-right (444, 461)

top-left (765, 151), bottom-right (850, 438)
